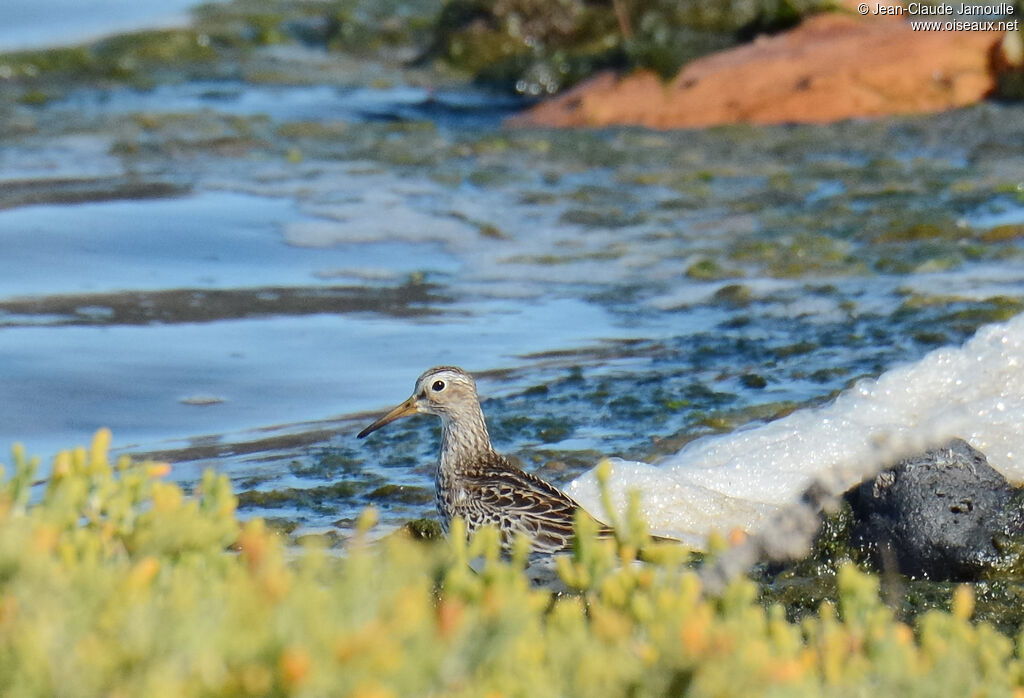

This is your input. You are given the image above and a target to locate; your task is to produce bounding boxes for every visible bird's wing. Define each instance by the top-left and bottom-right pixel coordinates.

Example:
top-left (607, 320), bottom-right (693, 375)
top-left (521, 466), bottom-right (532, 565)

top-left (470, 463), bottom-right (613, 554)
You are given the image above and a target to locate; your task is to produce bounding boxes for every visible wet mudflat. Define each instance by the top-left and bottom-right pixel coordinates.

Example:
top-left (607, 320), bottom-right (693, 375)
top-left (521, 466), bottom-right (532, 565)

top-left (1, 19), bottom-right (1023, 545)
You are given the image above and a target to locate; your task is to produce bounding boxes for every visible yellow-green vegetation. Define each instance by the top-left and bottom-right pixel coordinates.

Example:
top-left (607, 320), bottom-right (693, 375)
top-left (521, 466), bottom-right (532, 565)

top-left (2, 430), bottom-right (1023, 697)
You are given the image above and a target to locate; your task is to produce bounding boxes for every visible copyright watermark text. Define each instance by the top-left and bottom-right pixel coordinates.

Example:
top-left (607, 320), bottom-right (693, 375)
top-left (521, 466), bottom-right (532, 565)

top-left (855, 1), bottom-right (1020, 31)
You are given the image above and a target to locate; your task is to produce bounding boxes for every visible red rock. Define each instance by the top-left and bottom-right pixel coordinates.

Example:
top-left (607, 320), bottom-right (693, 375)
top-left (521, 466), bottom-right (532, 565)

top-left (508, 13), bottom-right (1003, 129)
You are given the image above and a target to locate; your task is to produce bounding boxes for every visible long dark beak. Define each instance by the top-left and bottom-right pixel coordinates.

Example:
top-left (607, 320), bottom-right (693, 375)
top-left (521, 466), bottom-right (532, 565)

top-left (357, 396), bottom-right (419, 438)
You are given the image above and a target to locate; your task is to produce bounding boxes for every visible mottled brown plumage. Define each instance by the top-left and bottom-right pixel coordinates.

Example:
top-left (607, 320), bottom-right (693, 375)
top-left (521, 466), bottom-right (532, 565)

top-left (357, 366), bottom-right (612, 555)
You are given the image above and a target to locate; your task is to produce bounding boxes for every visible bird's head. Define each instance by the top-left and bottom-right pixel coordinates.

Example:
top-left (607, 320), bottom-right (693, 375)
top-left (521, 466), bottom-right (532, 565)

top-left (357, 366), bottom-right (479, 438)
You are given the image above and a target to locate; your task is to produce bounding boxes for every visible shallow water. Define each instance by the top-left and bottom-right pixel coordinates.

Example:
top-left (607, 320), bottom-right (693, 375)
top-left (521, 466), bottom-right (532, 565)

top-left (0, 0), bottom-right (214, 51)
top-left (50, 81), bottom-right (522, 129)
top-left (0, 192), bottom-right (343, 295)
top-left (2, 26), bottom-right (1024, 541)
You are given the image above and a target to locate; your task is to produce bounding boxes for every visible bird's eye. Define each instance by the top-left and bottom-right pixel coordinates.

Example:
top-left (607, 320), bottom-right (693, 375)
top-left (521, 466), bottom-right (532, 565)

top-left (431, 380), bottom-right (446, 392)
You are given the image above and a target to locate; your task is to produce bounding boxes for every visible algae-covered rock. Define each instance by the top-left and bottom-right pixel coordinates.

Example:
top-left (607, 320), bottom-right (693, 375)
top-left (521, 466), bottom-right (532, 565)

top-left (403, 517), bottom-right (444, 539)
top-left (846, 438), bottom-right (1024, 581)
top-left (431, 0), bottom-right (830, 93)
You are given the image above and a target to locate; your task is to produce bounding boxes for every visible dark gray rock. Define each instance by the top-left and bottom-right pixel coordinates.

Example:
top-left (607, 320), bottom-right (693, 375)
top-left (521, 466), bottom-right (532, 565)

top-left (845, 438), bottom-right (1024, 581)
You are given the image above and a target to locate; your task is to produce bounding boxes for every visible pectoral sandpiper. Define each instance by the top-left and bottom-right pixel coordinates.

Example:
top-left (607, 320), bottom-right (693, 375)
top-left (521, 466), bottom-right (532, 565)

top-left (357, 366), bottom-right (614, 555)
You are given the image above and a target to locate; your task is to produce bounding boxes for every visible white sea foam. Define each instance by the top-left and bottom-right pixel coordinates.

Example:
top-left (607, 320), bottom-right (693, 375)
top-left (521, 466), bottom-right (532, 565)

top-left (567, 313), bottom-right (1024, 547)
